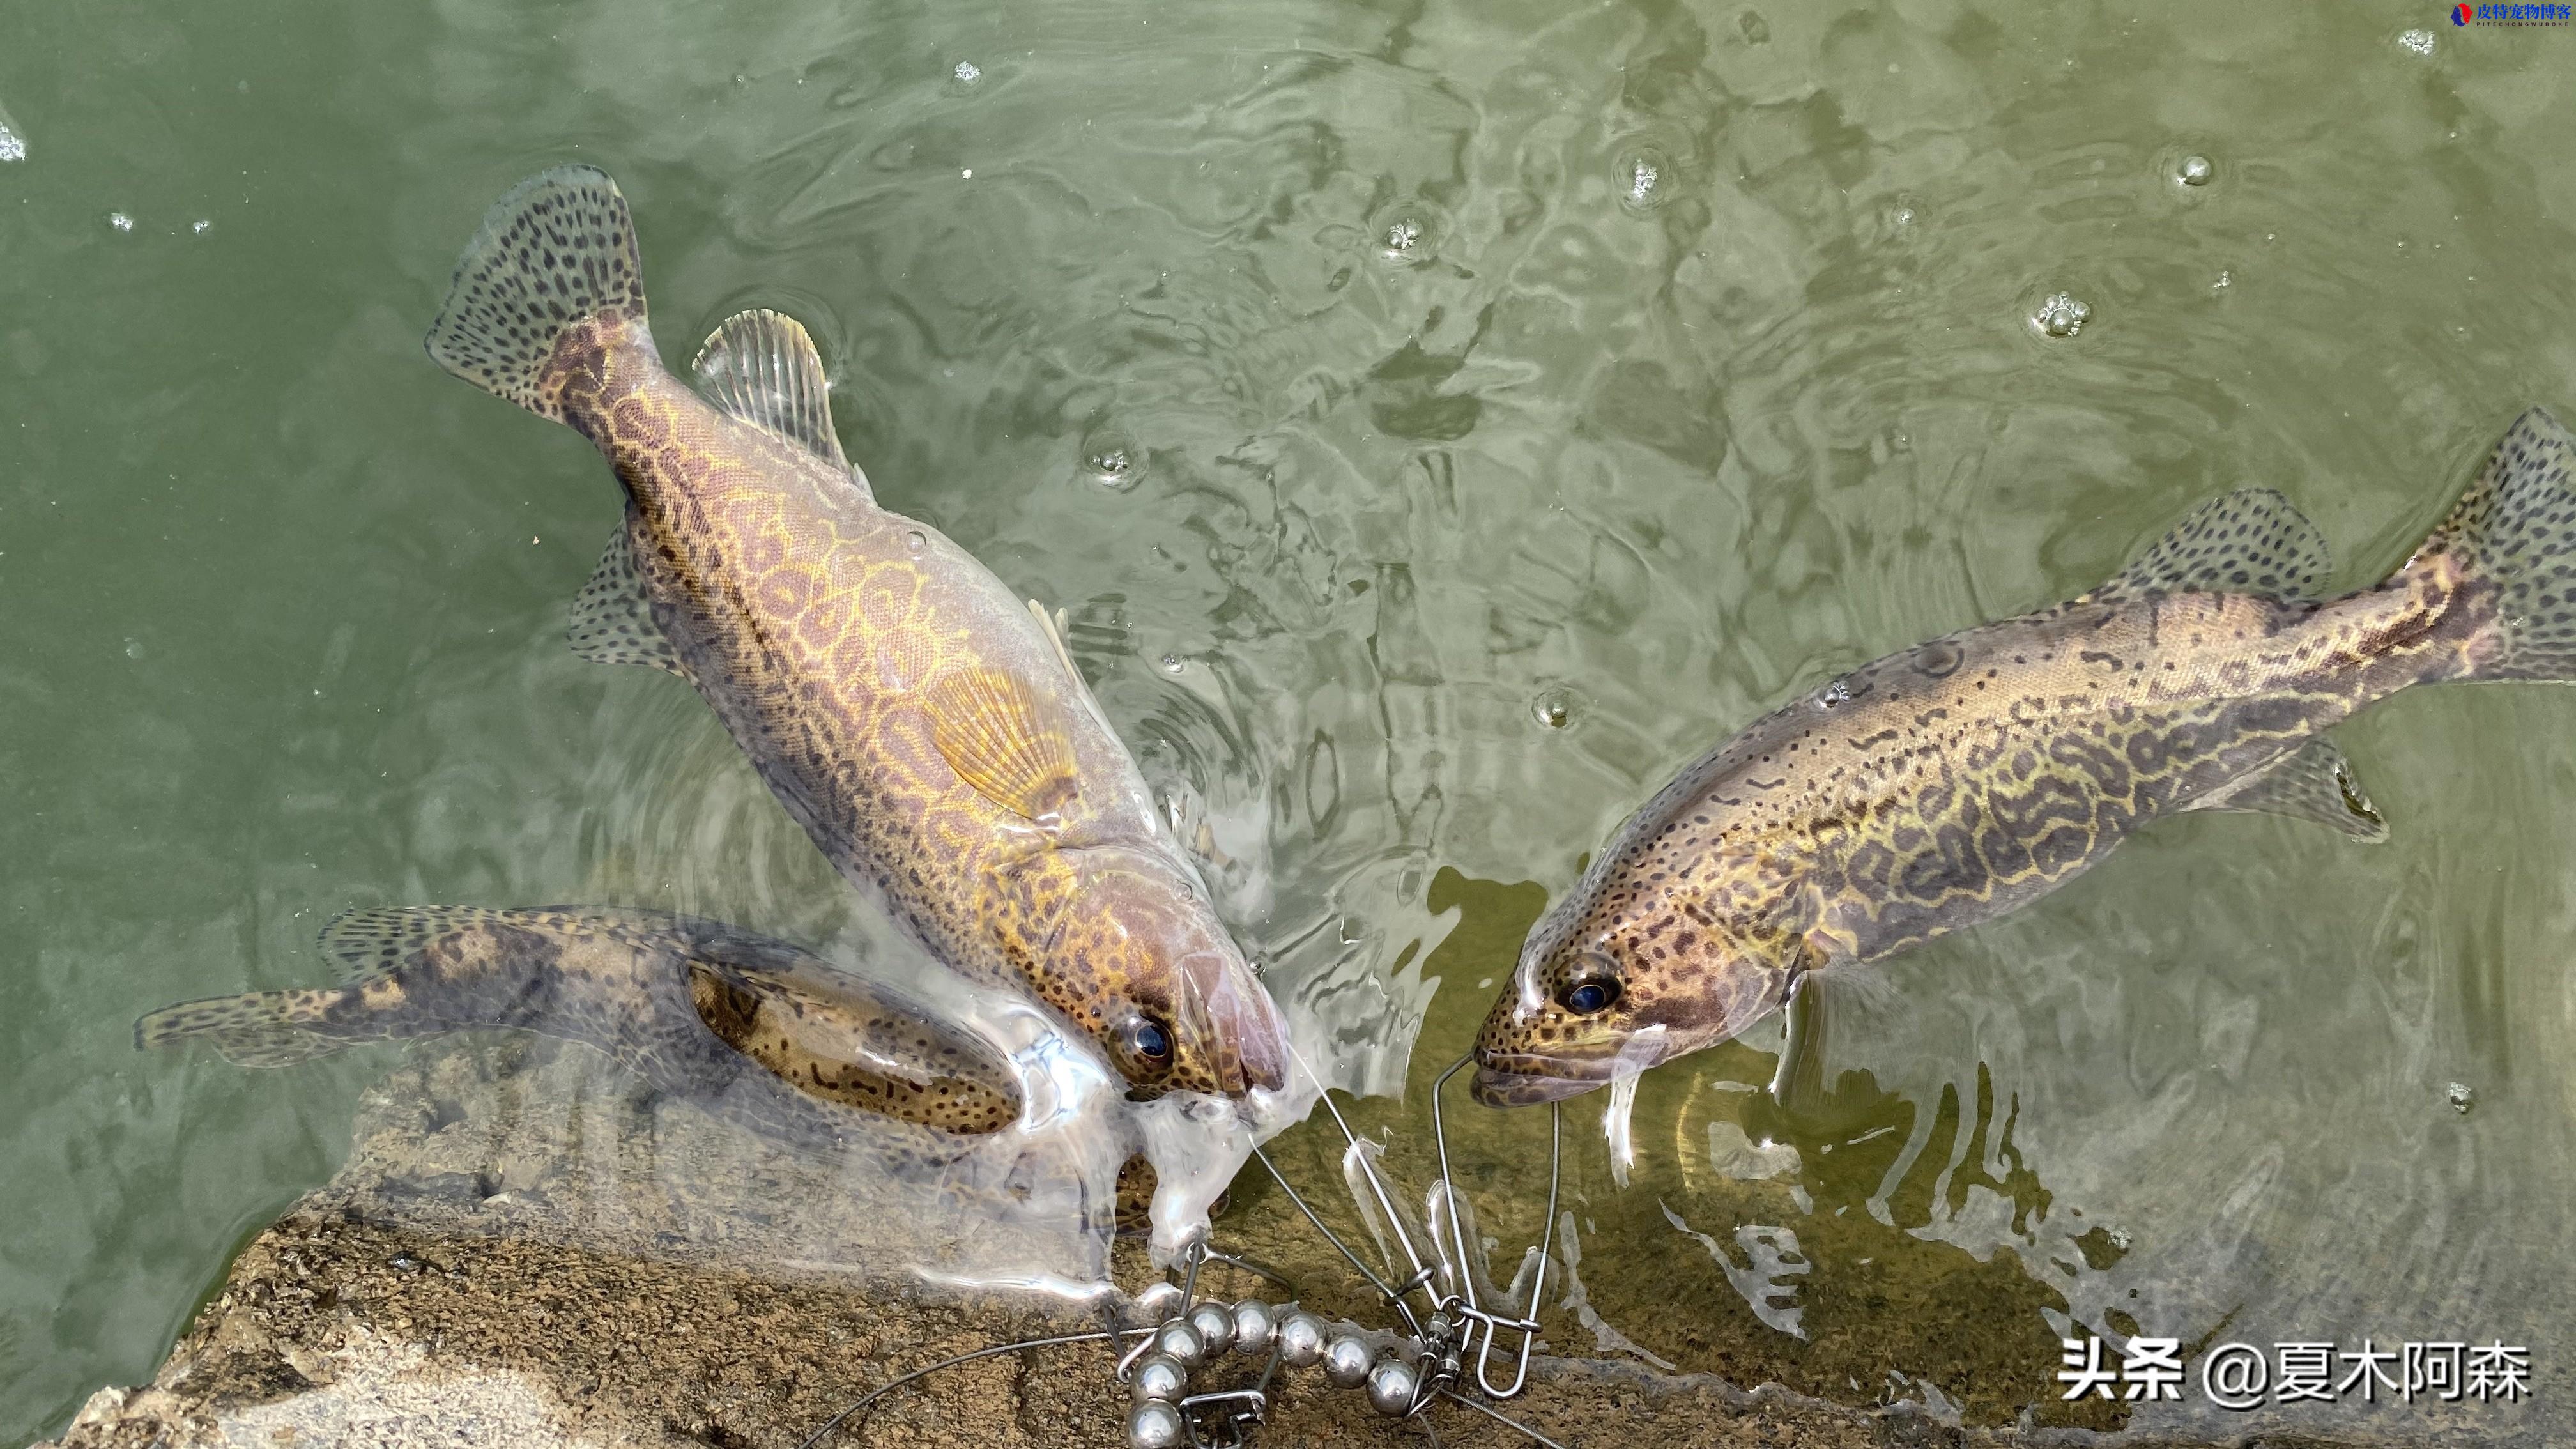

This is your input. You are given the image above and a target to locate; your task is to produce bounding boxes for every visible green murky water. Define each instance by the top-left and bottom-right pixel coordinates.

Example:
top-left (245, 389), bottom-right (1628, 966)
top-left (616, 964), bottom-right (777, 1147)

top-left (6, 0), bottom-right (2575, 1442)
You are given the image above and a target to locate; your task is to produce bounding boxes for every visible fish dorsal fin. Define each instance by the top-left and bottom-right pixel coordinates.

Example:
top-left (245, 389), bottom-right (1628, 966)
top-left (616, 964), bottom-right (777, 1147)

top-left (568, 519), bottom-right (686, 676)
top-left (691, 308), bottom-right (855, 477)
top-left (2085, 487), bottom-right (2333, 605)
top-left (921, 666), bottom-right (1081, 823)
top-left (318, 904), bottom-right (506, 982)
top-left (2182, 735), bottom-right (2388, 841)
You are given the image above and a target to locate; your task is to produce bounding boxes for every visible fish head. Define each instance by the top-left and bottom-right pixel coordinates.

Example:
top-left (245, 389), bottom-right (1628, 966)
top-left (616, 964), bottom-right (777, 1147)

top-left (1050, 849), bottom-right (1290, 1100)
top-left (1469, 893), bottom-right (1796, 1106)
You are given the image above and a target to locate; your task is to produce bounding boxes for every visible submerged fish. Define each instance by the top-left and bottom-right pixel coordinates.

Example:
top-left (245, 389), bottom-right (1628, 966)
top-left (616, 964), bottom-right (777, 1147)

top-left (424, 166), bottom-right (1286, 1098)
top-left (1475, 410), bottom-right (2576, 1104)
top-left (136, 905), bottom-right (1020, 1145)
top-left (135, 907), bottom-right (1194, 1229)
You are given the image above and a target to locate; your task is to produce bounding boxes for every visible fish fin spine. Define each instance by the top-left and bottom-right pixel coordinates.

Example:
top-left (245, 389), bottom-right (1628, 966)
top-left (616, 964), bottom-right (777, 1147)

top-left (424, 165), bottom-right (649, 421)
top-left (2405, 406), bottom-right (2576, 681)
top-left (691, 309), bottom-right (862, 487)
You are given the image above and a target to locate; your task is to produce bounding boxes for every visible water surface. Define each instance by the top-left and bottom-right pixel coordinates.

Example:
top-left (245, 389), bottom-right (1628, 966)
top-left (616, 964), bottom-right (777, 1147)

top-left (4, 0), bottom-right (2573, 1441)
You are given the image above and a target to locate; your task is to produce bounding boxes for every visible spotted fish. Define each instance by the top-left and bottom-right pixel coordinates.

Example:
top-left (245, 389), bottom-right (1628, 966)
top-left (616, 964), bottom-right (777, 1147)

top-left (1475, 410), bottom-right (2576, 1105)
top-left (423, 166), bottom-right (1286, 1098)
top-left (135, 905), bottom-right (1021, 1146)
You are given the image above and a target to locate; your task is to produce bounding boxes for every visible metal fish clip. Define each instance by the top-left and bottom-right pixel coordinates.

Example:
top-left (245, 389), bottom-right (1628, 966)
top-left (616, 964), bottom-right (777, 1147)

top-left (1430, 1055), bottom-right (1560, 1399)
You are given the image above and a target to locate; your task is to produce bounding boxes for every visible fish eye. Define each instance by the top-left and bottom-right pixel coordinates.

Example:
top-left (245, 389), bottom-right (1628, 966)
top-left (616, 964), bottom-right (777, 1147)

top-left (1558, 976), bottom-right (1621, 1015)
top-left (1119, 1013), bottom-right (1174, 1070)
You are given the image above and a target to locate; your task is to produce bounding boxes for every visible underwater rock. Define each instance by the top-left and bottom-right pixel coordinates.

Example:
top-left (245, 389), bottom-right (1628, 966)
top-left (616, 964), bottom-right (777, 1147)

top-left (34, 1034), bottom-right (2428, 1448)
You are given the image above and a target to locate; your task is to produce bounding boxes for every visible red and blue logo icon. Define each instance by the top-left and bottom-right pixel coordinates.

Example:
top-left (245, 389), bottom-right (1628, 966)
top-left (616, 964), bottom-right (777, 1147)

top-left (2455, 3), bottom-right (2575, 19)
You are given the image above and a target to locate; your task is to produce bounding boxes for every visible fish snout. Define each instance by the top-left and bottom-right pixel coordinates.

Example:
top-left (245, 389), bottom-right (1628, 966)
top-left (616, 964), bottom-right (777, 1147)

top-left (1179, 949), bottom-right (1289, 1096)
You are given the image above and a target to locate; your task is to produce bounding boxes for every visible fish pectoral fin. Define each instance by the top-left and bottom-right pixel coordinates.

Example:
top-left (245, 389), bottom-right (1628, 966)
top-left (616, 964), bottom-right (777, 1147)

top-left (684, 951), bottom-right (1024, 1134)
top-left (567, 518), bottom-right (686, 676)
top-left (2181, 735), bottom-right (2389, 842)
top-left (691, 309), bottom-right (864, 489)
top-left (922, 666), bottom-right (1082, 823)
top-left (2082, 487), bottom-right (2333, 605)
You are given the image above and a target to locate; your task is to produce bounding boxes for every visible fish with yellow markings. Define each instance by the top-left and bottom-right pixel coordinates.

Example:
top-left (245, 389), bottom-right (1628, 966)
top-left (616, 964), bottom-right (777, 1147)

top-left (137, 906), bottom-right (1022, 1149)
top-left (1476, 410), bottom-right (2576, 1105)
top-left (424, 166), bottom-right (1287, 1100)
top-left (135, 905), bottom-right (1204, 1231)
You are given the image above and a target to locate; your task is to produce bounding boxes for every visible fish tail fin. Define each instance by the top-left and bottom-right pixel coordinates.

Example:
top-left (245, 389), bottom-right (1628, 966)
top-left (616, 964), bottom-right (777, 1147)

top-left (133, 990), bottom-right (357, 1068)
top-left (424, 165), bottom-right (650, 420)
top-left (2400, 407), bottom-right (2576, 682)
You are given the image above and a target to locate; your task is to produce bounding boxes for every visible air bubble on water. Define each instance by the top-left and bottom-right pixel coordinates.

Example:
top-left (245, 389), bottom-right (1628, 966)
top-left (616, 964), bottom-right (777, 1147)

top-left (1611, 144), bottom-right (1675, 214)
top-left (123, 638), bottom-right (144, 660)
top-left (2177, 154), bottom-right (2214, 187)
top-left (1158, 653), bottom-right (1188, 675)
top-left (2212, 270), bottom-right (2232, 292)
top-left (1531, 684), bottom-right (1585, 732)
top-left (1818, 678), bottom-right (1853, 708)
top-left (2447, 1081), bottom-right (2474, 1114)
top-left (108, 212), bottom-right (134, 233)
top-left (192, 220), bottom-right (210, 234)
top-left (1079, 424), bottom-right (1146, 489)
top-left (903, 529), bottom-right (926, 555)
top-left (2106, 1226), bottom-right (2132, 1250)
top-left (953, 61), bottom-right (981, 84)
top-left (2030, 291), bottom-right (2092, 338)
top-left (2397, 28), bottom-right (2435, 55)
top-left (0, 107), bottom-right (24, 163)
top-left (1363, 198), bottom-right (1450, 268)
top-left (1625, 159), bottom-right (1657, 204)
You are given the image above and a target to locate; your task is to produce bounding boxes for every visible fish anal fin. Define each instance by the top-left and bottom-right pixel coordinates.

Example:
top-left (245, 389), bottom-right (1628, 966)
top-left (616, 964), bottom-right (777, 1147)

top-left (2084, 487), bottom-right (2333, 605)
top-left (921, 667), bottom-right (1081, 824)
top-left (2184, 736), bottom-right (2389, 842)
top-left (691, 309), bottom-right (859, 484)
top-left (568, 518), bottom-right (686, 676)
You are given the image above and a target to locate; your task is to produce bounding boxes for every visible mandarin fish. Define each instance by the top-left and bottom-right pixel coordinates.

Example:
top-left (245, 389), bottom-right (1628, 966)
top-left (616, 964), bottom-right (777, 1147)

top-left (134, 906), bottom-right (1195, 1230)
top-left (1475, 410), bottom-right (2576, 1105)
top-left (135, 905), bottom-right (1020, 1146)
top-left (422, 166), bottom-right (1285, 1098)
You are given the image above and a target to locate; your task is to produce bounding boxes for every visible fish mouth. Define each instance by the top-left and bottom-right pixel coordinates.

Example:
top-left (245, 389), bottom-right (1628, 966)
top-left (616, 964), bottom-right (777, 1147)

top-left (1469, 1053), bottom-right (1618, 1107)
